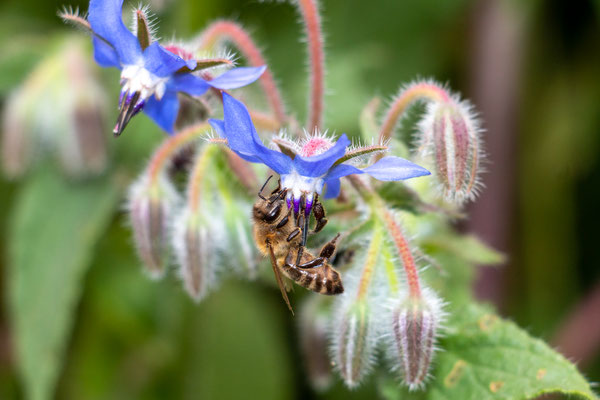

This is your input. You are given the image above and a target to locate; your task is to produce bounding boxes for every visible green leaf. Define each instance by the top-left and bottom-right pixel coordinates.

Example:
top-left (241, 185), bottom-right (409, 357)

top-left (380, 304), bottom-right (597, 400)
top-left (424, 233), bottom-right (505, 266)
top-left (8, 169), bottom-right (119, 400)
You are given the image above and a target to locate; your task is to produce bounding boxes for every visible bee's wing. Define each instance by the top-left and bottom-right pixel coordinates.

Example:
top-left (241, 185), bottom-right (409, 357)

top-left (267, 243), bottom-right (294, 315)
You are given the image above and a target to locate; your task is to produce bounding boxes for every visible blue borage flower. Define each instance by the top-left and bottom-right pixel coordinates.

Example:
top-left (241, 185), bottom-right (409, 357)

top-left (76, 0), bottom-right (266, 134)
top-left (210, 93), bottom-right (431, 217)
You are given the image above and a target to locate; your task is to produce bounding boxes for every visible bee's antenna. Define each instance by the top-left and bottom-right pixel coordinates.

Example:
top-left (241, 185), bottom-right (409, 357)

top-left (258, 175), bottom-right (274, 200)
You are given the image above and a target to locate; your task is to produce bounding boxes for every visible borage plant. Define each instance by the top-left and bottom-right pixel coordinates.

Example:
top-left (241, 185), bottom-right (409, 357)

top-left (63, 0), bottom-right (596, 398)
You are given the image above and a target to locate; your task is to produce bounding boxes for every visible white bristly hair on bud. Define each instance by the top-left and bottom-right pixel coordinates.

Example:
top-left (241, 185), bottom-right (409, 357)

top-left (417, 97), bottom-right (485, 206)
top-left (130, 3), bottom-right (160, 43)
top-left (170, 206), bottom-right (223, 302)
top-left (127, 171), bottom-right (181, 279)
top-left (329, 262), bottom-right (381, 389)
top-left (381, 286), bottom-right (446, 391)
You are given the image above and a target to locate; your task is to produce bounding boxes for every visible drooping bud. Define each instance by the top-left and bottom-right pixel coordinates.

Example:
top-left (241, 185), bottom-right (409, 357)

top-left (1, 37), bottom-right (107, 178)
top-left (1, 90), bottom-right (35, 178)
top-left (331, 298), bottom-right (377, 388)
top-left (171, 208), bottom-right (220, 301)
top-left (384, 287), bottom-right (444, 390)
top-left (298, 296), bottom-right (334, 391)
top-left (56, 44), bottom-right (107, 177)
top-left (418, 99), bottom-right (483, 205)
top-left (127, 172), bottom-right (180, 278)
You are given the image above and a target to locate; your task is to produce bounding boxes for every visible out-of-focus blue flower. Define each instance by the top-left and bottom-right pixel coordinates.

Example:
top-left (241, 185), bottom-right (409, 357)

top-left (210, 93), bottom-right (430, 216)
top-left (84, 0), bottom-right (265, 134)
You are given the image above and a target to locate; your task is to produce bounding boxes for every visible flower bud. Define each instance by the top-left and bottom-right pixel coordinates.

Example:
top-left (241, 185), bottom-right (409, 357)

top-left (418, 100), bottom-right (482, 205)
top-left (1, 37), bottom-right (107, 179)
top-left (127, 172), bottom-right (180, 278)
top-left (1, 90), bottom-right (35, 178)
top-left (384, 287), bottom-right (444, 390)
top-left (298, 297), bottom-right (334, 391)
top-left (331, 299), bottom-right (376, 388)
top-left (56, 44), bottom-right (107, 177)
top-left (171, 208), bottom-right (220, 301)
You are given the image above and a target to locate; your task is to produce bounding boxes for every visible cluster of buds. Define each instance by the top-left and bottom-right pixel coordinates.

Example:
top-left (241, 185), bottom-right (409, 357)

top-left (126, 124), bottom-right (259, 300)
top-left (324, 205), bottom-right (444, 391)
top-left (56, 0), bottom-right (486, 395)
top-left (1, 37), bottom-right (107, 179)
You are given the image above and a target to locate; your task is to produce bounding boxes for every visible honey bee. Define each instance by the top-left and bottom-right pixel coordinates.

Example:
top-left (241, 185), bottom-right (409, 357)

top-left (252, 177), bottom-right (344, 313)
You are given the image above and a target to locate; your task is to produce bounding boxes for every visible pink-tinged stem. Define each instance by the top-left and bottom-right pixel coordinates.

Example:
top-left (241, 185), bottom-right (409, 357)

top-left (188, 145), bottom-right (215, 212)
top-left (378, 82), bottom-right (451, 145)
top-left (347, 175), bottom-right (422, 299)
top-left (296, 0), bottom-right (325, 132)
top-left (198, 21), bottom-right (287, 124)
top-left (382, 210), bottom-right (421, 298)
top-left (147, 122), bottom-right (210, 183)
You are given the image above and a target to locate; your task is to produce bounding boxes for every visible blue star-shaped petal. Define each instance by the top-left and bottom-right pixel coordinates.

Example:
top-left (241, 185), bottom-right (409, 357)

top-left (210, 93), bottom-right (431, 215)
top-left (80, 0), bottom-right (266, 135)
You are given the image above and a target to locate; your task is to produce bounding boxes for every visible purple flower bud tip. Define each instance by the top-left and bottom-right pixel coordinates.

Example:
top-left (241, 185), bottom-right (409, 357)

top-left (293, 197), bottom-right (300, 215)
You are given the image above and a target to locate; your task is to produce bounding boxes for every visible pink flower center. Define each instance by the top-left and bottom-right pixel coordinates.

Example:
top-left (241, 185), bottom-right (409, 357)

top-left (164, 45), bottom-right (194, 61)
top-left (300, 137), bottom-right (332, 157)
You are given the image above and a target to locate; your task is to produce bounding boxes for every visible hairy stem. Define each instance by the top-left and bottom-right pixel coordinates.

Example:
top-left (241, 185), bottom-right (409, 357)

top-left (296, 0), bottom-right (325, 132)
top-left (187, 144), bottom-right (217, 212)
top-left (347, 175), bottom-right (422, 299)
top-left (381, 209), bottom-right (421, 298)
top-left (147, 122), bottom-right (210, 183)
top-left (198, 21), bottom-right (287, 124)
top-left (378, 82), bottom-right (451, 146)
top-left (356, 225), bottom-right (383, 300)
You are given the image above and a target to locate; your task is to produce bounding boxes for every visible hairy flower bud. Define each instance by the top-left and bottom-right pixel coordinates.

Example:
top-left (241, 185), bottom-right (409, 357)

top-left (418, 100), bottom-right (482, 205)
top-left (1, 91), bottom-right (34, 178)
top-left (172, 208), bottom-right (220, 302)
top-left (1, 37), bottom-right (107, 179)
top-left (331, 299), bottom-right (376, 388)
top-left (384, 288), bottom-right (444, 390)
top-left (127, 172), bottom-right (180, 278)
top-left (56, 45), bottom-right (107, 177)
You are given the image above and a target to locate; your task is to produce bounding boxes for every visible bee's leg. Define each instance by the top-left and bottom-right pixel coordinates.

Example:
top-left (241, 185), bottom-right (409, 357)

top-left (286, 227), bottom-right (302, 242)
top-left (318, 233), bottom-right (340, 259)
top-left (312, 196), bottom-right (328, 233)
top-left (276, 207), bottom-right (292, 229)
top-left (268, 188), bottom-right (287, 204)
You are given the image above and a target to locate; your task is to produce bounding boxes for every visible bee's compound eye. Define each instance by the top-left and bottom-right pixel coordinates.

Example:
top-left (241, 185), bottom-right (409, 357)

top-left (264, 202), bottom-right (282, 223)
top-left (253, 205), bottom-right (265, 219)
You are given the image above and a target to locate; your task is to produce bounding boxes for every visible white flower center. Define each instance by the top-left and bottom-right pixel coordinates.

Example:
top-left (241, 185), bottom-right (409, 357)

top-left (281, 169), bottom-right (325, 205)
top-left (121, 64), bottom-right (168, 101)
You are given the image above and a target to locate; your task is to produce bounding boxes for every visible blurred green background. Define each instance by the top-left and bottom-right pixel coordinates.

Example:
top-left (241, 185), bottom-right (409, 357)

top-left (0, 0), bottom-right (599, 398)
